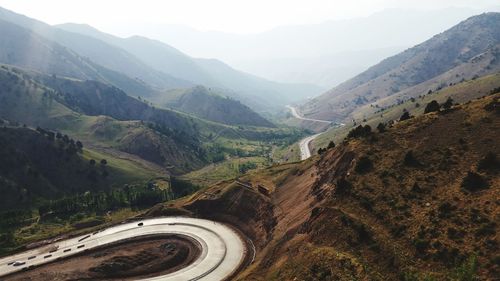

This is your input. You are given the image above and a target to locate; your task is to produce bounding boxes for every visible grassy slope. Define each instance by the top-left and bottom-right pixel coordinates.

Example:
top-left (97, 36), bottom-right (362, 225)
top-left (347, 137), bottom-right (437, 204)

top-left (80, 148), bottom-right (161, 184)
top-left (6, 208), bottom-right (143, 256)
top-left (0, 125), bottom-right (163, 217)
top-left (313, 73), bottom-right (500, 151)
top-left (0, 66), bottom-right (205, 173)
top-left (154, 86), bottom-right (275, 127)
top-left (0, 64), bottom-right (307, 183)
top-left (181, 156), bottom-right (268, 187)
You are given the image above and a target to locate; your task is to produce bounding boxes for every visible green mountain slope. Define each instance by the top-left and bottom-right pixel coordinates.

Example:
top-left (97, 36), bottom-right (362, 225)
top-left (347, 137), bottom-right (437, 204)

top-left (0, 65), bottom-right (207, 173)
top-left (158, 86), bottom-right (275, 127)
top-left (0, 65), bottom-right (305, 173)
top-left (0, 126), bottom-right (114, 210)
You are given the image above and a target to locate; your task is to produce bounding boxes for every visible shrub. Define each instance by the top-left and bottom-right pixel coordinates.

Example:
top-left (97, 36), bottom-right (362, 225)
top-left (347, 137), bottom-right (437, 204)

top-left (355, 156), bottom-right (373, 174)
top-left (483, 98), bottom-right (499, 112)
top-left (411, 182), bottom-right (422, 193)
top-left (441, 97), bottom-right (454, 110)
top-left (477, 152), bottom-right (499, 172)
top-left (438, 202), bottom-right (456, 218)
top-left (377, 122), bottom-right (386, 133)
top-left (424, 100), bottom-right (440, 113)
top-left (400, 111), bottom-right (412, 121)
top-left (447, 227), bottom-right (464, 240)
top-left (461, 171), bottom-right (489, 192)
top-left (359, 197), bottom-right (373, 211)
top-left (354, 223), bottom-right (372, 243)
top-left (452, 255), bottom-right (478, 281)
top-left (433, 247), bottom-right (463, 266)
top-left (347, 125), bottom-right (372, 139)
top-left (239, 162), bottom-right (257, 174)
top-left (475, 222), bottom-right (496, 237)
top-left (327, 141), bottom-right (335, 149)
top-left (490, 87), bottom-right (500, 95)
top-left (336, 178), bottom-right (352, 194)
top-left (404, 150), bottom-right (421, 167)
top-left (310, 263), bottom-right (331, 280)
top-left (414, 238), bottom-right (430, 256)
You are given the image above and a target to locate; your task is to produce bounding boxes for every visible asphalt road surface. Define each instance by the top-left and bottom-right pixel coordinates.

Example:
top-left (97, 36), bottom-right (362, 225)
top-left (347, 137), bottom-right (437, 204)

top-left (0, 217), bottom-right (246, 281)
top-left (299, 133), bottom-right (322, 160)
top-left (286, 105), bottom-right (332, 124)
top-left (286, 105), bottom-right (334, 160)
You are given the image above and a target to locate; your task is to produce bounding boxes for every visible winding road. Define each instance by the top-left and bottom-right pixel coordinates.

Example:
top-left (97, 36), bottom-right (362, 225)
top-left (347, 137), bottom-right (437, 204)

top-left (298, 133), bottom-right (323, 160)
top-left (286, 105), bottom-right (332, 124)
top-left (0, 217), bottom-right (246, 280)
top-left (287, 105), bottom-right (343, 160)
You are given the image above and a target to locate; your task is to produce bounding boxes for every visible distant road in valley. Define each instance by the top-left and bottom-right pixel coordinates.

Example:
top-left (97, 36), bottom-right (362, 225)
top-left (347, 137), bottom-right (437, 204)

top-left (287, 106), bottom-right (343, 160)
top-left (286, 105), bottom-right (332, 124)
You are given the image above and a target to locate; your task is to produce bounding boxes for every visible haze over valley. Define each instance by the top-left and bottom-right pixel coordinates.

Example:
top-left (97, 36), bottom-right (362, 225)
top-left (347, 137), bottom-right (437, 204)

top-left (0, 1), bottom-right (498, 280)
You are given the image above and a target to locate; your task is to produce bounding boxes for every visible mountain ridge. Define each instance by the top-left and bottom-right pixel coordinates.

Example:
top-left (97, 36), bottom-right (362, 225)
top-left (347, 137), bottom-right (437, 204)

top-left (56, 22), bottom-right (324, 111)
top-left (0, 6), bottom-right (191, 91)
top-left (300, 12), bottom-right (500, 121)
top-left (160, 86), bottom-right (275, 127)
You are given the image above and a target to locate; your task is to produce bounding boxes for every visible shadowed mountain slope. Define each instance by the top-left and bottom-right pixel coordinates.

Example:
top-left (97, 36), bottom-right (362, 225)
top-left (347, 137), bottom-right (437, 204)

top-left (159, 86), bottom-right (275, 127)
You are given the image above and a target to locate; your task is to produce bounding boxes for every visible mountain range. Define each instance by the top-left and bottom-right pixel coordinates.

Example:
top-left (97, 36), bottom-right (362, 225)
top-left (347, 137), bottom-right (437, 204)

top-left (299, 12), bottom-right (500, 121)
top-left (119, 7), bottom-right (500, 88)
top-left (0, 6), bottom-right (322, 112)
top-left (0, 4), bottom-right (498, 280)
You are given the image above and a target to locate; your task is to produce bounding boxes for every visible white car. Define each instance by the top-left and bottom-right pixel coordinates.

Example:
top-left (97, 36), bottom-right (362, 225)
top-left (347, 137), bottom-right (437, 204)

top-left (13, 261), bottom-right (25, 266)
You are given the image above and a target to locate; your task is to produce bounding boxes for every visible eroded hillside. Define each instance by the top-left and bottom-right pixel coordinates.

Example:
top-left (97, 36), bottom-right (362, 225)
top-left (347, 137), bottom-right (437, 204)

top-left (167, 93), bottom-right (499, 280)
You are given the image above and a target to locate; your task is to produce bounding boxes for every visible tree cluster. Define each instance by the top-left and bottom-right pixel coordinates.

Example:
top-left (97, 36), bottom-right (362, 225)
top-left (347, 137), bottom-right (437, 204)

top-left (38, 185), bottom-right (174, 217)
top-left (347, 125), bottom-right (372, 139)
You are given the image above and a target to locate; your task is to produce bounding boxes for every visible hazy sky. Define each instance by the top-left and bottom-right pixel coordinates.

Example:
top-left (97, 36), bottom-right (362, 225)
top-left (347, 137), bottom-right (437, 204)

top-left (0, 0), bottom-right (497, 34)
